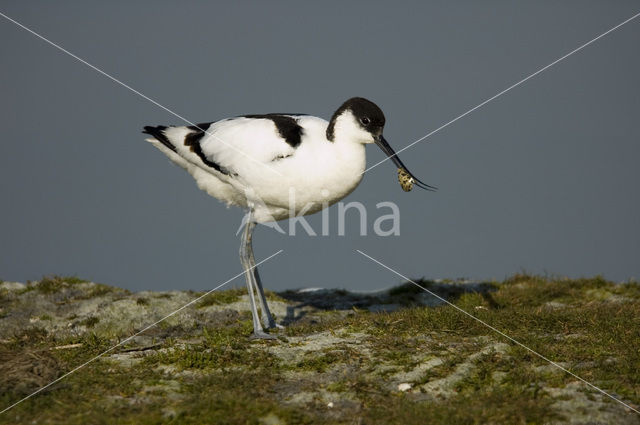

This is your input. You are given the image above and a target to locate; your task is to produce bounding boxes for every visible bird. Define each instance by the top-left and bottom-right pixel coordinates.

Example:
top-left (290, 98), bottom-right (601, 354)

top-left (142, 97), bottom-right (435, 339)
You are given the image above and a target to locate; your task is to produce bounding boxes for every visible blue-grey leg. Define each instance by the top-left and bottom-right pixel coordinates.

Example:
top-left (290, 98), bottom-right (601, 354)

top-left (247, 236), bottom-right (277, 329)
top-left (240, 210), bottom-right (275, 339)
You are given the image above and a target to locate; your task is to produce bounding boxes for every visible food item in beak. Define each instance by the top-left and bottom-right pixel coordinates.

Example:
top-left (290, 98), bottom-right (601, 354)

top-left (398, 168), bottom-right (414, 192)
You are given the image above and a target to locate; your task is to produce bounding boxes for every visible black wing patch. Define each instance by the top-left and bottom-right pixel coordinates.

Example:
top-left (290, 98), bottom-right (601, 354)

top-left (143, 123), bottom-right (230, 175)
top-left (242, 114), bottom-right (303, 148)
top-left (183, 123), bottom-right (231, 175)
top-left (142, 126), bottom-right (175, 152)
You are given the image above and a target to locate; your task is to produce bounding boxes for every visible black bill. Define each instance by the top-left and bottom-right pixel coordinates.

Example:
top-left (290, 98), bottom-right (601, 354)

top-left (375, 135), bottom-right (437, 191)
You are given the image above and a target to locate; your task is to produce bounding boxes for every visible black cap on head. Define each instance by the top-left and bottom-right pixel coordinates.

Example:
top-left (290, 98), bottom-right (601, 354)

top-left (326, 97), bottom-right (436, 192)
top-left (326, 97), bottom-right (385, 141)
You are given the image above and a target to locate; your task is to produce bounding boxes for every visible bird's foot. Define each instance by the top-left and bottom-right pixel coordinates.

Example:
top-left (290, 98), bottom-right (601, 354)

top-left (261, 315), bottom-right (284, 330)
top-left (263, 321), bottom-right (284, 330)
top-left (250, 330), bottom-right (278, 340)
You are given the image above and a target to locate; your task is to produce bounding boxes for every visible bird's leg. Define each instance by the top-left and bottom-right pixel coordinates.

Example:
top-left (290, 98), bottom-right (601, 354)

top-left (246, 230), bottom-right (278, 329)
top-left (240, 211), bottom-right (274, 339)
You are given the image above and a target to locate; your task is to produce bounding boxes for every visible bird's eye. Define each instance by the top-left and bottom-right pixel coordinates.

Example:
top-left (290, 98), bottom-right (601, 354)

top-left (360, 117), bottom-right (371, 125)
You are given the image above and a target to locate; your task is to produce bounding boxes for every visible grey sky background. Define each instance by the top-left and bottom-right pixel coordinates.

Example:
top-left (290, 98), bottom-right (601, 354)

top-left (1, 1), bottom-right (639, 293)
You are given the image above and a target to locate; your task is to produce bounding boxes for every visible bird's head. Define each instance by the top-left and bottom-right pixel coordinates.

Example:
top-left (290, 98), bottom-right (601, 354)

top-left (327, 97), bottom-right (436, 191)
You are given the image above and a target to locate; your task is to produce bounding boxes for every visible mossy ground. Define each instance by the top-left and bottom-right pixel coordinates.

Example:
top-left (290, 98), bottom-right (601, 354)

top-left (0, 275), bottom-right (638, 424)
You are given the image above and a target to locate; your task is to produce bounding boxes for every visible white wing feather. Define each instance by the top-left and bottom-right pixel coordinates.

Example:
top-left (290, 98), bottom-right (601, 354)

top-left (200, 118), bottom-right (296, 175)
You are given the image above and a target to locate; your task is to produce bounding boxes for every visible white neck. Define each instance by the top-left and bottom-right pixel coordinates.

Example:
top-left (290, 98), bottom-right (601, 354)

top-left (331, 111), bottom-right (376, 145)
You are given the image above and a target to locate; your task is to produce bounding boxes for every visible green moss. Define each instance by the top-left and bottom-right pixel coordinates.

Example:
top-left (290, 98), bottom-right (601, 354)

top-left (295, 351), bottom-right (342, 373)
top-left (326, 380), bottom-right (349, 393)
top-left (452, 350), bottom-right (506, 393)
top-left (83, 283), bottom-right (119, 298)
top-left (3, 327), bottom-right (50, 351)
top-left (365, 386), bottom-right (561, 424)
top-left (143, 322), bottom-right (280, 371)
top-left (31, 276), bottom-right (81, 294)
top-left (21, 275), bottom-right (90, 293)
top-left (454, 292), bottom-right (491, 311)
top-left (144, 342), bottom-right (279, 371)
top-left (52, 332), bottom-right (113, 364)
top-left (196, 288), bottom-right (245, 308)
top-left (264, 289), bottom-right (287, 303)
top-left (79, 316), bottom-right (100, 328)
top-left (62, 276), bottom-right (90, 285)
top-left (17, 275), bottom-right (120, 300)
top-left (171, 371), bottom-right (317, 425)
